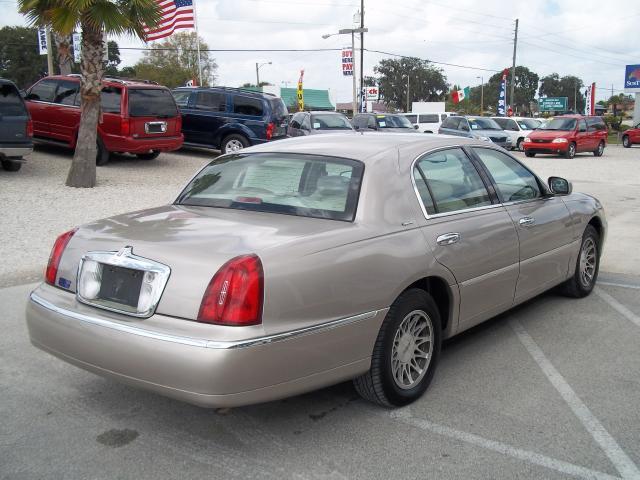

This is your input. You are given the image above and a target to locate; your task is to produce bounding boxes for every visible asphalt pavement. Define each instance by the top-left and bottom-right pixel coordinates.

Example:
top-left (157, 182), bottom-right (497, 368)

top-left (1, 144), bottom-right (639, 479)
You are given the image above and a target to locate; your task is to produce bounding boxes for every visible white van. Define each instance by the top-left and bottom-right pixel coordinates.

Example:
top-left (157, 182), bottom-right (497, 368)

top-left (491, 116), bottom-right (542, 151)
top-left (402, 112), bottom-right (454, 133)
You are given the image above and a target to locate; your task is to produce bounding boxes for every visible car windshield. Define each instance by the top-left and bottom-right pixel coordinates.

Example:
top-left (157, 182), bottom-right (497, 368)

top-left (518, 119), bottom-right (540, 130)
top-left (129, 88), bottom-right (178, 117)
top-left (468, 118), bottom-right (501, 130)
top-left (176, 153), bottom-right (364, 221)
top-left (376, 115), bottom-right (413, 128)
top-left (541, 118), bottom-right (577, 131)
top-left (311, 114), bottom-right (353, 130)
top-left (0, 84), bottom-right (27, 116)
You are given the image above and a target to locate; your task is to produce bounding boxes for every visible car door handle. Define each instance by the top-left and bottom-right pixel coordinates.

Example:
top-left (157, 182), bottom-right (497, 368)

top-left (519, 216), bottom-right (535, 227)
top-left (436, 233), bottom-right (460, 246)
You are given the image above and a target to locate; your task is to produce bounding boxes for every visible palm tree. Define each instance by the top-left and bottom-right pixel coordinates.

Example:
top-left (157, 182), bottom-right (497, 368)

top-left (18, 0), bottom-right (161, 188)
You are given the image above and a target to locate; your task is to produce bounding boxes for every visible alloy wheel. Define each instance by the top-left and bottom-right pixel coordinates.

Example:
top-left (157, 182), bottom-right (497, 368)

top-left (225, 139), bottom-right (245, 152)
top-left (579, 237), bottom-right (597, 288)
top-left (391, 310), bottom-right (434, 390)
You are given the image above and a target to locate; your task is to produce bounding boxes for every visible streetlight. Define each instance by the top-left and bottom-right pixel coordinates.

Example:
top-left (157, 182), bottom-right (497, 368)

top-left (322, 27), bottom-right (368, 116)
top-left (255, 61), bottom-right (272, 87)
top-left (476, 76), bottom-right (484, 115)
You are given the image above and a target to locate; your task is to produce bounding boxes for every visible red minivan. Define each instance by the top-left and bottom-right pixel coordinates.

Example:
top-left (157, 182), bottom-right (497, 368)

top-left (622, 123), bottom-right (640, 148)
top-left (25, 75), bottom-right (183, 165)
top-left (523, 115), bottom-right (607, 158)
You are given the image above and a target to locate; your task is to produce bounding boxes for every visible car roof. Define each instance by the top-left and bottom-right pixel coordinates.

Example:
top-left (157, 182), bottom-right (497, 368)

top-left (0, 78), bottom-right (18, 86)
top-left (40, 75), bottom-right (167, 89)
top-left (240, 132), bottom-right (485, 162)
top-left (173, 86), bottom-right (275, 98)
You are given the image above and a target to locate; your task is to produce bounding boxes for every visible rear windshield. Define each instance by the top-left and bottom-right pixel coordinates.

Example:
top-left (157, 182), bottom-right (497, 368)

top-left (269, 98), bottom-right (288, 119)
top-left (0, 84), bottom-right (26, 116)
top-left (128, 88), bottom-right (178, 117)
top-left (176, 153), bottom-right (364, 221)
top-left (542, 118), bottom-right (576, 131)
top-left (376, 115), bottom-right (413, 128)
top-left (419, 114), bottom-right (439, 123)
top-left (311, 114), bottom-right (353, 130)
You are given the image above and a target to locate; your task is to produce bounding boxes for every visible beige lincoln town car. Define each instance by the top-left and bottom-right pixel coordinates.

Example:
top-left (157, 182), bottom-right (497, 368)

top-left (26, 133), bottom-right (606, 408)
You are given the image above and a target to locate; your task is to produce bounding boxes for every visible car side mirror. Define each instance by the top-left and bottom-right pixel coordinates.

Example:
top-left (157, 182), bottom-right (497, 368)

top-left (548, 176), bottom-right (572, 195)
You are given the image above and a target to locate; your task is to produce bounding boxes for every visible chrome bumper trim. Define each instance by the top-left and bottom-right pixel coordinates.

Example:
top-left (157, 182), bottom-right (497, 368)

top-left (29, 292), bottom-right (379, 350)
top-left (0, 146), bottom-right (32, 157)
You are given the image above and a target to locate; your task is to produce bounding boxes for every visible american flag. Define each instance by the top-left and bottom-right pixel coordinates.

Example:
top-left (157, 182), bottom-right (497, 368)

top-left (144, 0), bottom-right (195, 42)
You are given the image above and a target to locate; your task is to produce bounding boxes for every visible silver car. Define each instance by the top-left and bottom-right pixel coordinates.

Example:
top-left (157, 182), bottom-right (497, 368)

top-left (439, 116), bottom-right (512, 150)
top-left (287, 111), bottom-right (354, 136)
top-left (26, 134), bottom-right (606, 408)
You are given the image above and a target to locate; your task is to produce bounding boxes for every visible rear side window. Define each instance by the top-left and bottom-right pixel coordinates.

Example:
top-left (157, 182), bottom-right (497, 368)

top-left (54, 80), bottom-right (79, 106)
top-left (27, 79), bottom-right (57, 102)
top-left (414, 148), bottom-right (491, 214)
top-left (419, 114), bottom-right (439, 123)
top-left (101, 87), bottom-right (122, 113)
top-left (172, 90), bottom-right (191, 108)
top-left (194, 91), bottom-right (226, 111)
top-left (233, 96), bottom-right (264, 116)
top-left (269, 98), bottom-right (288, 119)
top-left (176, 153), bottom-right (364, 221)
top-left (289, 112), bottom-right (305, 129)
top-left (128, 89), bottom-right (178, 117)
top-left (587, 117), bottom-right (606, 131)
top-left (0, 83), bottom-right (27, 116)
top-left (405, 114), bottom-right (417, 123)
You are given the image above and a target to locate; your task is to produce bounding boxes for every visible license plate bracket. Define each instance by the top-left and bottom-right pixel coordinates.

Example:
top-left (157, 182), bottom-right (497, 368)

top-left (98, 264), bottom-right (143, 308)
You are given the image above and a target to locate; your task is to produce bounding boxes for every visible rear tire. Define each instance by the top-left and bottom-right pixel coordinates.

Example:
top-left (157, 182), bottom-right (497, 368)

top-left (221, 134), bottom-right (249, 154)
top-left (561, 225), bottom-right (600, 298)
top-left (353, 289), bottom-right (442, 407)
top-left (136, 151), bottom-right (160, 160)
top-left (622, 135), bottom-right (631, 148)
top-left (525, 151), bottom-right (535, 157)
top-left (1, 158), bottom-right (22, 172)
top-left (517, 138), bottom-right (524, 151)
top-left (96, 138), bottom-right (110, 166)
top-left (564, 142), bottom-right (576, 159)
top-left (593, 141), bottom-right (604, 157)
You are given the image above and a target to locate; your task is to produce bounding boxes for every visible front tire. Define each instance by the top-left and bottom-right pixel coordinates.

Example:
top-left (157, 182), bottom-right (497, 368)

top-left (1, 158), bottom-right (22, 172)
top-left (353, 289), bottom-right (442, 407)
top-left (593, 141), bottom-right (604, 157)
top-left (622, 135), bottom-right (631, 148)
top-left (561, 225), bottom-right (600, 298)
top-left (221, 134), bottom-right (249, 154)
top-left (525, 151), bottom-right (535, 157)
top-left (564, 142), bottom-right (576, 159)
top-left (517, 138), bottom-right (524, 151)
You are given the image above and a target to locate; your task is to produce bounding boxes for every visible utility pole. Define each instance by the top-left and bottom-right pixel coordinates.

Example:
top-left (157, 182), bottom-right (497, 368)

top-left (574, 82), bottom-right (577, 112)
top-left (46, 27), bottom-right (54, 76)
top-left (406, 74), bottom-right (410, 112)
top-left (352, 31), bottom-right (357, 116)
top-left (256, 63), bottom-right (260, 87)
top-left (477, 76), bottom-right (484, 114)
top-left (509, 18), bottom-right (518, 114)
top-left (359, 0), bottom-right (365, 113)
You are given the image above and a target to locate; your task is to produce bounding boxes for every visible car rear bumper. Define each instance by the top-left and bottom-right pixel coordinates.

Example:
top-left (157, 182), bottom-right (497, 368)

top-left (0, 145), bottom-right (33, 158)
top-left (26, 284), bottom-right (384, 408)
top-left (104, 134), bottom-right (184, 154)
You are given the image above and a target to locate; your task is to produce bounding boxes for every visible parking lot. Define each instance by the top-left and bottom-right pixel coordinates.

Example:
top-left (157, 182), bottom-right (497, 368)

top-left (1, 143), bottom-right (639, 479)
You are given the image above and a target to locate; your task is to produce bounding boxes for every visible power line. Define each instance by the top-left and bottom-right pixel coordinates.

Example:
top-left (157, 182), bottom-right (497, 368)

top-left (363, 48), bottom-right (501, 73)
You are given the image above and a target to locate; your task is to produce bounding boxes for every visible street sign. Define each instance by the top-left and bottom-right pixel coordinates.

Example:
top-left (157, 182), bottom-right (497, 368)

top-left (365, 86), bottom-right (379, 101)
top-left (539, 97), bottom-right (568, 112)
top-left (624, 64), bottom-right (640, 92)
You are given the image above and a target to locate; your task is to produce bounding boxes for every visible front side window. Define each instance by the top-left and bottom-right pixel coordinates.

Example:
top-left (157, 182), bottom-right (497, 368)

top-left (414, 148), bottom-right (491, 214)
top-left (27, 79), bottom-right (57, 102)
top-left (128, 88), bottom-right (178, 117)
top-left (233, 96), bottom-right (264, 116)
top-left (54, 80), bottom-right (79, 105)
top-left (195, 91), bottom-right (226, 111)
top-left (176, 153), bottom-right (364, 221)
top-left (441, 117), bottom-right (460, 129)
top-left (473, 147), bottom-right (541, 202)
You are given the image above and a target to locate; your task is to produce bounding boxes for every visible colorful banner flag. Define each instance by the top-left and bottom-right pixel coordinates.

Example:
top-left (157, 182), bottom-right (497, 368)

top-left (297, 69), bottom-right (304, 112)
top-left (497, 69), bottom-right (509, 116)
top-left (72, 32), bottom-right (81, 63)
top-left (342, 47), bottom-right (353, 76)
top-left (452, 87), bottom-right (470, 104)
top-left (144, 0), bottom-right (195, 41)
top-left (37, 27), bottom-right (48, 55)
top-left (584, 83), bottom-right (596, 115)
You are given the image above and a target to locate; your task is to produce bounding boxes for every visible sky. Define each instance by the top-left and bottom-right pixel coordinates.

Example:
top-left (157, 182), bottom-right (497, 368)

top-left (2, 0), bottom-right (639, 104)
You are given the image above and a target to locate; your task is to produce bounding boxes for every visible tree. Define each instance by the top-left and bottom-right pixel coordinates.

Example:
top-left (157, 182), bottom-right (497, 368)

top-left (134, 32), bottom-right (217, 88)
top-left (371, 57), bottom-right (447, 111)
top-left (19, 0), bottom-right (161, 188)
top-left (482, 66), bottom-right (539, 115)
top-left (53, 32), bottom-right (72, 75)
top-left (0, 26), bottom-right (49, 88)
top-left (539, 73), bottom-right (585, 113)
top-left (105, 40), bottom-right (121, 76)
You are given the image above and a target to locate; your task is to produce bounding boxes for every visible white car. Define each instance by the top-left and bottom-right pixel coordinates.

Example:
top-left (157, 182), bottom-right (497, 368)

top-left (402, 112), bottom-right (455, 133)
top-left (491, 117), bottom-right (542, 151)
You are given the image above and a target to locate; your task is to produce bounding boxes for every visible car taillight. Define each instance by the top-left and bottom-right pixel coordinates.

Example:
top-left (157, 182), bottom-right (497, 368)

top-left (266, 122), bottom-right (274, 141)
top-left (45, 228), bottom-right (77, 286)
top-left (121, 118), bottom-right (130, 136)
top-left (26, 118), bottom-right (34, 137)
top-left (198, 255), bottom-right (264, 326)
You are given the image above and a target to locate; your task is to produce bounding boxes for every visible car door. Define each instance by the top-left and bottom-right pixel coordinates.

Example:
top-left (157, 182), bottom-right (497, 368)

top-left (48, 79), bottom-right (81, 144)
top-left (412, 147), bottom-right (519, 331)
top-left (631, 124), bottom-right (640, 143)
top-left (471, 147), bottom-right (575, 302)
top-left (575, 118), bottom-right (589, 152)
top-left (183, 90), bottom-right (227, 146)
top-left (25, 78), bottom-right (58, 137)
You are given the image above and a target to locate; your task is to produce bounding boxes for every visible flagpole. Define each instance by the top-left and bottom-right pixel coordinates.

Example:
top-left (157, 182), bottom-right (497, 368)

top-left (192, 0), bottom-right (203, 86)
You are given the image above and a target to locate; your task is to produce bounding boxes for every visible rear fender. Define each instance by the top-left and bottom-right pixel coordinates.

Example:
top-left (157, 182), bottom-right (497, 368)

top-left (213, 123), bottom-right (258, 147)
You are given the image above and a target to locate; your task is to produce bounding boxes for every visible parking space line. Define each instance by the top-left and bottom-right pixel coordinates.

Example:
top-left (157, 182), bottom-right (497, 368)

top-left (598, 282), bottom-right (640, 291)
top-left (510, 319), bottom-right (640, 480)
top-left (594, 287), bottom-right (640, 328)
top-left (390, 407), bottom-right (621, 480)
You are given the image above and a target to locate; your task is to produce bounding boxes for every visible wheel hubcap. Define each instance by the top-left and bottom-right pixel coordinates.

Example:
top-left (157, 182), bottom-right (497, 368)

top-left (569, 145), bottom-right (575, 156)
top-left (226, 139), bottom-right (244, 152)
top-left (579, 237), bottom-right (597, 288)
top-left (598, 143), bottom-right (604, 154)
top-left (391, 310), bottom-right (434, 390)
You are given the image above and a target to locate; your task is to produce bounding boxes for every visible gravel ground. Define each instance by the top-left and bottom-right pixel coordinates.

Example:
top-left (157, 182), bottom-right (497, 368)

top-left (0, 141), bottom-right (638, 287)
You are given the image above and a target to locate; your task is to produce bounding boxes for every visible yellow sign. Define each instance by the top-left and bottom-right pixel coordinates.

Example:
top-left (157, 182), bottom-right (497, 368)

top-left (297, 69), bottom-right (304, 112)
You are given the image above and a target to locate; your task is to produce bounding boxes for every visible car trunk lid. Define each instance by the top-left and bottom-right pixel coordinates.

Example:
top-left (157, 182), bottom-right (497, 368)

top-left (0, 83), bottom-right (30, 145)
top-left (126, 88), bottom-right (181, 138)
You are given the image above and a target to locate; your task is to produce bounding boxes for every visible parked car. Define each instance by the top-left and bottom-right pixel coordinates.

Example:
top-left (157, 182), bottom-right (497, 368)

top-left (352, 113), bottom-right (418, 132)
top-left (622, 123), bottom-right (640, 148)
top-left (172, 87), bottom-right (289, 154)
top-left (401, 112), bottom-right (454, 133)
top-left (25, 75), bottom-right (183, 165)
top-left (287, 111), bottom-right (354, 136)
top-left (26, 133), bottom-right (606, 409)
top-left (523, 115), bottom-right (607, 158)
top-left (491, 116), bottom-right (541, 151)
top-left (439, 115), bottom-right (512, 150)
top-left (0, 78), bottom-right (33, 172)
